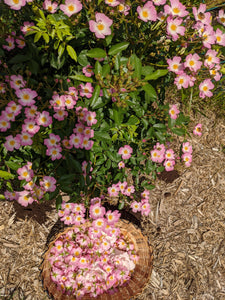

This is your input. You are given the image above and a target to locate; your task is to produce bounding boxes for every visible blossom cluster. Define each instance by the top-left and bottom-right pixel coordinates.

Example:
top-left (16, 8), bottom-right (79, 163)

top-left (108, 182), bottom-right (151, 216)
top-left (2, 31), bottom-right (25, 51)
top-left (4, 161), bottom-right (56, 206)
top-left (168, 50), bottom-right (221, 98)
top-left (150, 104), bottom-right (202, 170)
top-left (166, 4), bottom-right (224, 98)
top-left (0, 73), bottom-right (97, 160)
top-left (117, 145), bottom-right (133, 171)
top-left (48, 200), bottom-right (138, 298)
top-left (3, 0), bottom-right (224, 102)
top-left (150, 141), bottom-right (193, 169)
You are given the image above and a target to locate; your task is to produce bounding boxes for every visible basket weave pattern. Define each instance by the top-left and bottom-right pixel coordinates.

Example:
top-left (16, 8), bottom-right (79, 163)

top-left (41, 219), bottom-right (153, 300)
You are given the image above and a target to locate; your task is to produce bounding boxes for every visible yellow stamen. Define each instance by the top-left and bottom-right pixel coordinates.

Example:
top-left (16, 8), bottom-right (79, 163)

top-left (97, 24), bottom-right (104, 31)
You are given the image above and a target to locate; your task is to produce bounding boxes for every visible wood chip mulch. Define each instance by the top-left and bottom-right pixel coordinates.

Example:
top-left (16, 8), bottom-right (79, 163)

top-left (0, 112), bottom-right (225, 300)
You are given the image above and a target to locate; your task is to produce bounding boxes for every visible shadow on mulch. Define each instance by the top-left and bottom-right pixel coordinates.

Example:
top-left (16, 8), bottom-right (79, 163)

top-left (12, 199), bottom-right (56, 224)
top-left (157, 169), bottom-right (180, 183)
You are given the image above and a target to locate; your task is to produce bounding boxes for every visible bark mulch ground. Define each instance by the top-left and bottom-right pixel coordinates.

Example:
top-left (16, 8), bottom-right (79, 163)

top-left (0, 111), bottom-right (225, 300)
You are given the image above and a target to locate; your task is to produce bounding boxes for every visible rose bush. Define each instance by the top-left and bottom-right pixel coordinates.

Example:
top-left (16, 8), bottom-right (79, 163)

top-left (0, 0), bottom-right (224, 214)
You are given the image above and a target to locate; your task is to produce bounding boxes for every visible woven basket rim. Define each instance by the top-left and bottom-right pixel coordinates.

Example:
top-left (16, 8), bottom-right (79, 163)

top-left (40, 219), bottom-right (153, 300)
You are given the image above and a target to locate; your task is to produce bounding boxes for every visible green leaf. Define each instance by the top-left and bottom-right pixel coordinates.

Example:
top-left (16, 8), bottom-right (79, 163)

top-left (112, 133), bottom-right (118, 142)
top-left (0, 170), bottom-right (14, 180)
top-left (56, 195), bottom-right (62, 210)
top-left (77, 51), bottom-right (89, 66)
top-left (147, 127), bottom-right (154, 138)
top-left (118, 201), bottom-right (125, 210)
top-left (175, 114), bottom-right (190, 126)
top-left (92, 97), bottom-right (105, 109)
top-left (141, 66), bottom-right (154, 76)
top-left (171, 128), bottom-right (186, 136)
top-left (69, 75), bottom-right (93, 83)
top-left (142, 83), bottom-right (157, 100)
top-left (153, 123), bottom-right (166, 130)
top-left (24, 30), bottom-right (36, 37)
top-left (49, 188), bottom-right (59, 200)
top-left (6, 181), bottom-right (14, 192)
top-left (114, 54), bottom-right (121, 71)
top-left (145, 69), bottom-right (168, 81)
top-left (39, 9), bottom-right (46, 20)
top-left (94, 61), bottom-right (102, 76)
top-left (50, 53), bottom-right (65, 69)
top-left (42, 33), bottom-right (49, 44)
top-left (146, 160), bottom-right (154, 174)
top-left (108, 42), bottom-right (129, 56)
top-left (106, 151), bottom-right (119, 162)
top-left (5, 161), bottom-right (21, 171)
top-left (95, 156), bottom-right (106, 166)
top-left (100, 121), bottom-right (110, 131)
top-left (9, 55), bottom-right (30, 64)
top-left (67, 155), bottom-right (82, 173)
top-left (154, 131), bottom-right (165, 143)
top-left (101, 141), bottom-right (109, 151)
top-left (34, 32), bottom-right (42, 43)
top-left (66, 45), bottom-right (77, 62)
top-left (113, 172), bottom-right (124, 182)
top-left (168, 117), bottom-right (176, 129)
top-left (141, 182), bottom-right (155, 190)
top-left (130, 157), bottom-right (136, 165)
top-left (44, 193), bottom-right (50, 201)
top-left (105, 33), bottom-right (113, 46)
top-left (112, 109), bottom-right (124, 125)
top-left (28, 60), bottom-right (39, 75)
top-left (130, 54), bottom-right (142, 79)
top-left (102, 64), bottom-right (110, 77)
top-left (92, 144), bottom-right (103, 153)
top-left (90, 85), bottom-right (101, 109)
top-left (141, 118), bottom-right (149, 129)
top-left (102, 88), bottom-right (110, 99)
top-left (105, 159), bottom-right (111, 169)
top-left (58, 174), bottom-right (76, 184)
top-left (56, 29), bottom-right (63, 41)
top-left (126, 115), bottom-right (140, 125)
top-left (98, 0), bottom-right (104, 4)
top-left (60, 186), bottom-right (74, 193)
top-left (132, 106), bottom-right (145, 118)
top-left (157, 166), bottom-right (165, 172)
top-left (58, 43), bottom-right (65, 58)
top-left (86, 48), bottom-right (107, 58)
top-left (0, 47), bottom-right (4, 57)
top-left (54, 40), bottom-right (60, 50)
top-left (94, 131), bottom-right (111, 142)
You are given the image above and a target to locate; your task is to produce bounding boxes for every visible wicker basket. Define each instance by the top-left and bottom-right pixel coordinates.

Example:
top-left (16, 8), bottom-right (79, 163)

top-left (41, 219), bottom-right (153, 300)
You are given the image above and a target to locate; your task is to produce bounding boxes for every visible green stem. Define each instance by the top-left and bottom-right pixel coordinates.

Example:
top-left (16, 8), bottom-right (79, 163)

top-left (147, 62), bottom-right (168, 67)
top-left (188, 87), bottom-right (193, 114)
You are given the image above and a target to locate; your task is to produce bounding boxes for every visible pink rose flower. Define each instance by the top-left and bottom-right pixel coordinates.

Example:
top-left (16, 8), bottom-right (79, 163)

top-left (89, 13), bottom-right (113, 39)
top-left (118, 145), bottom-right (133, 159)
top-left (193, 123), bottom-right (202, 136)
top-left (4, 0), bottom-right (26, 10)
top-left (60, 0), bottom-right (82, 17)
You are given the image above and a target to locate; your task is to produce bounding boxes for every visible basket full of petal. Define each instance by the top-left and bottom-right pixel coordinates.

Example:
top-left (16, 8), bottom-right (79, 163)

top-left (41, 200), bottom-right (153, 300)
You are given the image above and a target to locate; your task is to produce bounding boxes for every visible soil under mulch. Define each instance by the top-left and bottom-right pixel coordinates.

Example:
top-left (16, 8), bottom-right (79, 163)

top-left (0, 111), bottom-right (225, 300)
